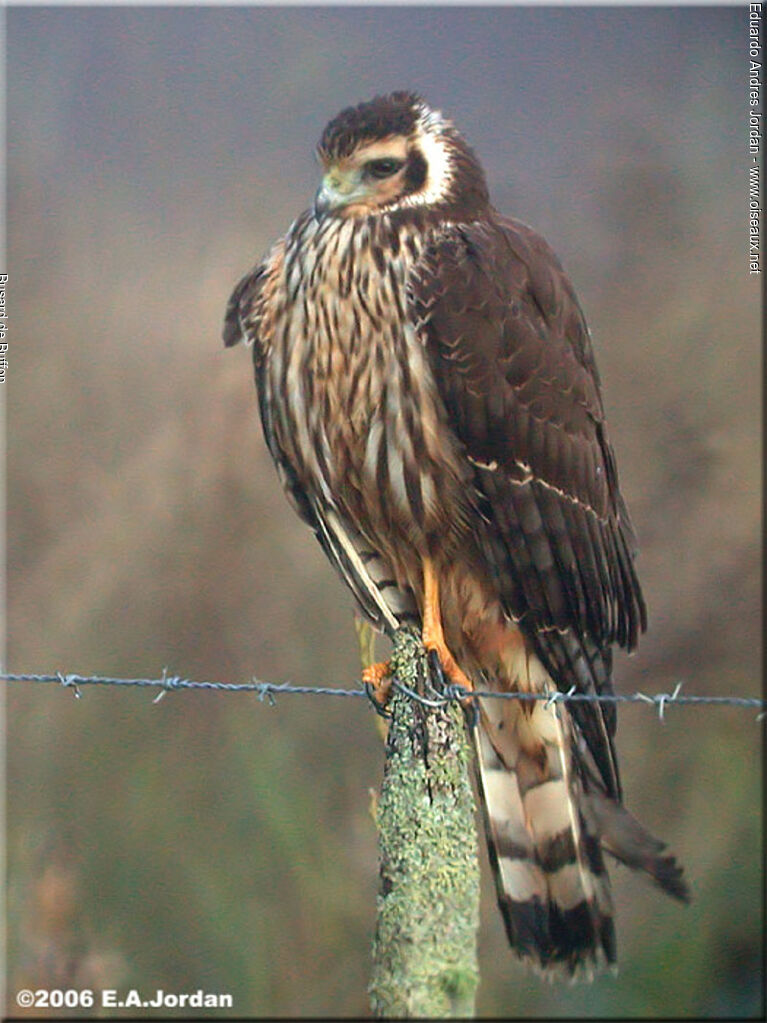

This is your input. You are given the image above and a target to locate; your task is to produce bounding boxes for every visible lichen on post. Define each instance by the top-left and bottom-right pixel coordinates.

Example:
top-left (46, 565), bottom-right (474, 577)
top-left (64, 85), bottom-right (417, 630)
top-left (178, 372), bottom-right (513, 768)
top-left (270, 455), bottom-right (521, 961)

top-left (369, 627), bottom-right (480, 1019)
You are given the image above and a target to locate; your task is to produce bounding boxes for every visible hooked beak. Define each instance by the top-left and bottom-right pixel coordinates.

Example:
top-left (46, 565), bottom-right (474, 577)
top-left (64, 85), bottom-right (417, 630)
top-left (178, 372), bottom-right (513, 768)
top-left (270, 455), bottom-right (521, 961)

top-left (313, 170), bottom-right (367, 221)
top-left (313, 181), bottom-right (337, 220)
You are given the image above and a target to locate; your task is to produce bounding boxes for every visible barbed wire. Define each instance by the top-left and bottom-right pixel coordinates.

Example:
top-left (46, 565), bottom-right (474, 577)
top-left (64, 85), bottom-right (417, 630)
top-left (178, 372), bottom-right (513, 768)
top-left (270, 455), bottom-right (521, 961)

top-left (1, 671), bottom-right (764, 721)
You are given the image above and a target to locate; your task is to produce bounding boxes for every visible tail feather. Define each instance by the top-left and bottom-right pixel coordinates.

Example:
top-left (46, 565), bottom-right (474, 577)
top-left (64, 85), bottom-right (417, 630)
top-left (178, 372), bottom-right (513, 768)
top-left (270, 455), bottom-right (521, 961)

top-left (310, 504), bottom-right (419, 634)
top-left (585, 791), bottom-right (690, 903)
top-left (475, 679), bottom-right (688, 978)
top-left (476, 696), bottom-right (616, 978)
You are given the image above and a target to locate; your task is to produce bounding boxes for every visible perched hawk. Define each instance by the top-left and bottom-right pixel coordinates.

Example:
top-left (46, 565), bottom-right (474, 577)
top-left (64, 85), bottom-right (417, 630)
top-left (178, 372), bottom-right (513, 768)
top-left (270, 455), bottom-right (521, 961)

top-left (224, 92), bottom-right (688, 977)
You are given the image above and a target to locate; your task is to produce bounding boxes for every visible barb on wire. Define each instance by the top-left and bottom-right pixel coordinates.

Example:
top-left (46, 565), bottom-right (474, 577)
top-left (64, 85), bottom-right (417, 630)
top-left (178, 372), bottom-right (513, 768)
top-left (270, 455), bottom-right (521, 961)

top-left (544, 685), bottom-right (577, 710)
top-left (0, 671), bottom-right (764, 718)
top-left (56, 672), bottom-right (82, 700)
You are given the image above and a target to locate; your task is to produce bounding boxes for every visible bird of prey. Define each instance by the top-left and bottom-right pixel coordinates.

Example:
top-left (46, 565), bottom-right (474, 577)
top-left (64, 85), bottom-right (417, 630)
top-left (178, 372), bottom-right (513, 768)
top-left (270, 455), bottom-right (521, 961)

top-left (224, 92), bottom-right (688, 977)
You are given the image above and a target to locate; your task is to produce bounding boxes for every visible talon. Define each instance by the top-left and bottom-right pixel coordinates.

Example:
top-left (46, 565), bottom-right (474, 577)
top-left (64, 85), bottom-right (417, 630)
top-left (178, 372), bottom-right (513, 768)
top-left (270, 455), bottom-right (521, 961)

top-left (424, 640), bottom-right (474, 698)
top-left (427, 648), bottom-right (445, 689)
top-left (426, 648), bottom-right (474, 723)
top-left (362, 659), bottom-right (392, 708)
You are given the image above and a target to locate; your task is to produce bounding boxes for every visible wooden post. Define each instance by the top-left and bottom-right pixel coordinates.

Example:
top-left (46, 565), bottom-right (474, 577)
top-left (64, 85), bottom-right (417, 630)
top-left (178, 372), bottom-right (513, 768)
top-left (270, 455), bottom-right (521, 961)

top-left (369, 628), bottom-right (480, 1018)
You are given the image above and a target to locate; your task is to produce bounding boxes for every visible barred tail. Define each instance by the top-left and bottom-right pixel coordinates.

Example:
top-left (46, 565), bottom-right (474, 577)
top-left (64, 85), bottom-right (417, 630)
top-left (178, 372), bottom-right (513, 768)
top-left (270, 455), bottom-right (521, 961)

top-left (310, 504), bottom-right (419, 633)
top-left (475, 691), bottom-right (688, 979)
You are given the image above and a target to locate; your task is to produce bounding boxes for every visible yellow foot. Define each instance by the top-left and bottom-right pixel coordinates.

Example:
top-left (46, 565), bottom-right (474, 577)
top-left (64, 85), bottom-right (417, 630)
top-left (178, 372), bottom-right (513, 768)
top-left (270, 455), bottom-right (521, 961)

top-left (423, 640), bottom-right (475, 701)
top-left (362, 659), bottom-right (392, 709)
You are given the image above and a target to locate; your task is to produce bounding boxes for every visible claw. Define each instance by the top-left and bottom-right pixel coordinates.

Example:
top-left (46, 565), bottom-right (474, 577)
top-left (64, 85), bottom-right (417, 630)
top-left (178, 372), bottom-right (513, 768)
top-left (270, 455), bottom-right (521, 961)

top-left (427, 648), bottom-right (445, 689)
top-left (362, 660), bottom-right (393, 717)
top-left (426, 646), bottom-right (478, 725)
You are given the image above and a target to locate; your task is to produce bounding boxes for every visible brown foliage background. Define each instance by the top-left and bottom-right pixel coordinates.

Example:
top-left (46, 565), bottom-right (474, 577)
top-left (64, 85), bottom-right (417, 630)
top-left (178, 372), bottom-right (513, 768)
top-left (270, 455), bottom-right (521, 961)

top-left (6, 7), bottom-right (762, 1018)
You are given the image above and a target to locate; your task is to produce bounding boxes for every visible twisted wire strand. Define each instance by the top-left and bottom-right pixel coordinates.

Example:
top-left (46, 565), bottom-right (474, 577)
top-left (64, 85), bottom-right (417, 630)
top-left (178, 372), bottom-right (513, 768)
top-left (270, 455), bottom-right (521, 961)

top-left (1, 671), bottom-right (764, 719)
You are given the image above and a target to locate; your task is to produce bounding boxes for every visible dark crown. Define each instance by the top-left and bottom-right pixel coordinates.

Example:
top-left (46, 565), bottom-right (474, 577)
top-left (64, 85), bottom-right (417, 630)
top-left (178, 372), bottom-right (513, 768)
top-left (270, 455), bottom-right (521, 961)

top-left (317, 92), bottom-right (423, 160)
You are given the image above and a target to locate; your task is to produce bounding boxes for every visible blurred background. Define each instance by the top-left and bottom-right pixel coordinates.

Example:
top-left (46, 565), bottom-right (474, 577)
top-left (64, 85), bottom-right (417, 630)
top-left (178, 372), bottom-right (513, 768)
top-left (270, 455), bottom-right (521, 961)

top-left (5, 6), bottom-right (762, 1018)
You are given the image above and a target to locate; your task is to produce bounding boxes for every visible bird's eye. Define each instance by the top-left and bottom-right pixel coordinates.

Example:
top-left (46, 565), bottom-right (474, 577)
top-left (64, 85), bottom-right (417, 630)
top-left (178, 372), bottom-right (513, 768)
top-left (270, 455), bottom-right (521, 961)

top-left (365, 158), bottom-right (404, 180)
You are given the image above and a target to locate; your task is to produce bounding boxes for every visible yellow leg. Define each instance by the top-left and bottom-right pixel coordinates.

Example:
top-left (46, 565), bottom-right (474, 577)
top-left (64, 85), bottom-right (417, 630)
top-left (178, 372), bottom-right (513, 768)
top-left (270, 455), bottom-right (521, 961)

top-left (422, 557), bottom-right (474, 696)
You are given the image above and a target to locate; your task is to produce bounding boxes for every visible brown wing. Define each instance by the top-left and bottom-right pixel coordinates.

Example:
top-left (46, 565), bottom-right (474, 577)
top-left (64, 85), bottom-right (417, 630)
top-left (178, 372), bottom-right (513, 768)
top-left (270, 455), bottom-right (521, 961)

top-left (224, 259), bottom-right (317, 528)
top-left (411, 215), bottom-right (647, 797)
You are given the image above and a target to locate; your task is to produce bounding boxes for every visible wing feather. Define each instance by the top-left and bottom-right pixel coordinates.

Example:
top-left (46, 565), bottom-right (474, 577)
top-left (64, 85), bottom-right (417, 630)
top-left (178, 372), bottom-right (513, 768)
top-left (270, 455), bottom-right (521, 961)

top-left (411, 215), bottom-right (645, 797)
top-left (224, 256), bottom-right (418, 638)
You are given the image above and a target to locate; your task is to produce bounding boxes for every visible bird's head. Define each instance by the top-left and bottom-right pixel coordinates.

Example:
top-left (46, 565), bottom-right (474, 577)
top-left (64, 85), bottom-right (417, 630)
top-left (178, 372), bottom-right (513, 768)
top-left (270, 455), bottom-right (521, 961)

top-left (313, 92), bottom-right (489, 221)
